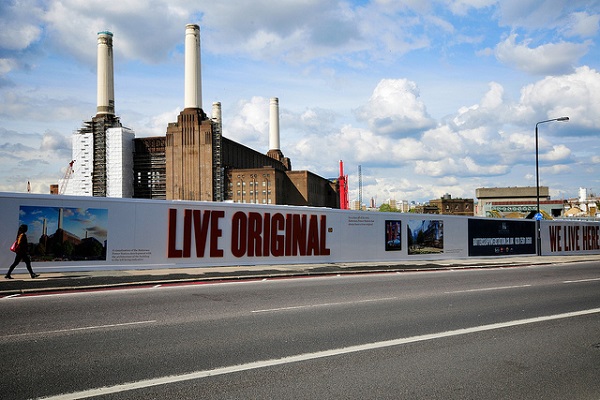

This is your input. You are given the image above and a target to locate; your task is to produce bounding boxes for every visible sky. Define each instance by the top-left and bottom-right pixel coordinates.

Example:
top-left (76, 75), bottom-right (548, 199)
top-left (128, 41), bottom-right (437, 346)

top-left (1, 0), bottom-right (599, 205)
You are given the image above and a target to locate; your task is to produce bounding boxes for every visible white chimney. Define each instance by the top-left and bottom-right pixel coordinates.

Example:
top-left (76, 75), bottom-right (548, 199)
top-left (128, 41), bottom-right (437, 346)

top-left (269, 97), bottom-right (280, 151)
top-left (212, 102), bottom-right (222, 124)
top-left (96, 31), bottom-right (115, 115)
top-left (184, 24), bottom-right (202, 109)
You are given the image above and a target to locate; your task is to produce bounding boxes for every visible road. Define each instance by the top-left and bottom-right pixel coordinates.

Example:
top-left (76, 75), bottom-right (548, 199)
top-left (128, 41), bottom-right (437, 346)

top-left (1, 261), bottom-right (599, 399)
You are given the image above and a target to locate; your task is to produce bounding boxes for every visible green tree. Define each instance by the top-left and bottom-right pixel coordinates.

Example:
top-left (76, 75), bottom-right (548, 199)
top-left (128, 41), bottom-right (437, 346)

top-left (379, 204), bottom-right (399, 213)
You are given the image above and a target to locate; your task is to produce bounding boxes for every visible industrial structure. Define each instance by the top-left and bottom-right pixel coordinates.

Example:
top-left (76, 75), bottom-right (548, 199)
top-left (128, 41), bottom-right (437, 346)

top-left (338, 160), bottom-right (349, 210)
top-left (61, 25), bottom-right (341, 209)
top-left (63, 31), bottom-right (135, 198)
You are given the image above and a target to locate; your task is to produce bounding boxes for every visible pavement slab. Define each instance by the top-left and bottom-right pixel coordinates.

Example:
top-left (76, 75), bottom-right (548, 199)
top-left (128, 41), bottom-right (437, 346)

top-left (1, 255), bottom-right (599, 296)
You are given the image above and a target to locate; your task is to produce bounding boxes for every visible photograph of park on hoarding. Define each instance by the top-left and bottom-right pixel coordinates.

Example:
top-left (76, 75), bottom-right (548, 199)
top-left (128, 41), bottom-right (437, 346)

top-left (13, 205), bottom-right (108, 262)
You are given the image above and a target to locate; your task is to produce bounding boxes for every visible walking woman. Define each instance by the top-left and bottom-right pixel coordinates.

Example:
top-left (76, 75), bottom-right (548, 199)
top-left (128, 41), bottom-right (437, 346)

top-left (5, 224), bottom-right (39, 279)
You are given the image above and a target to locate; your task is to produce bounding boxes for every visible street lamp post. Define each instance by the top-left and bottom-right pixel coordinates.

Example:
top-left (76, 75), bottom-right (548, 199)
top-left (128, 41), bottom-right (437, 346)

top-left (535, 116), bottom-right (569, 255)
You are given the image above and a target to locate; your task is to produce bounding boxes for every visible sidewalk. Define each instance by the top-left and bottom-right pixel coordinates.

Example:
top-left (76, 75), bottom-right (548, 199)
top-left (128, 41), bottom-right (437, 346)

top-left (1, 255), bottom-right (599, 296)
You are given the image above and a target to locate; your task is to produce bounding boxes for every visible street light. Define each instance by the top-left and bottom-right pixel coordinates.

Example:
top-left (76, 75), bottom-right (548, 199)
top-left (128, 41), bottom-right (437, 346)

top-left (535, 116), bottom-right (569, 255)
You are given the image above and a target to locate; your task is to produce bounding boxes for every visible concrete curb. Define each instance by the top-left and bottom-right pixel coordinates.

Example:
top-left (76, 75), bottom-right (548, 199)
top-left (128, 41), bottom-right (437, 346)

top-left (1, 255), bottom-right (598, 296)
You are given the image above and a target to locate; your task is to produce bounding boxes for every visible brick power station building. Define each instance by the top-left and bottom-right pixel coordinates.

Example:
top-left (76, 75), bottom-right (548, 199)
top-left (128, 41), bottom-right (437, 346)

top-left (64, 25), bottom-right (340, 209)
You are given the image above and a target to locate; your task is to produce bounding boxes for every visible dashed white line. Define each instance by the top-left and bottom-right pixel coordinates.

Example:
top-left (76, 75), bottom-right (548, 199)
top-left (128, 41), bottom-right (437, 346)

top-left (445, 284), bottom-right (531, 294)
top-left (563, 277), bottom-right (600, 284)
top-left (38, 308), bottom-right (600, 400)
top-left (4, 320), bottom-right (156, 339)
top-left (252, 297), bottom-right (398, 313)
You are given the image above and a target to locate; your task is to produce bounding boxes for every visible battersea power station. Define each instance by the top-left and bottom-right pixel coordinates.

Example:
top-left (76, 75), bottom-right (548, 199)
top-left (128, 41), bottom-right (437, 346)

top-left (62, 24), bottom-right (341, 209)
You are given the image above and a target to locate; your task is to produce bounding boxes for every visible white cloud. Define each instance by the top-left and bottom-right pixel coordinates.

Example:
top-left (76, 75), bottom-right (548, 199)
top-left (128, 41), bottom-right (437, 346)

top-left (280, 63), bottom-right (599, 203)
top-left (40, 131), bottom-right (71, 153)
top-left (497, 0), bottom-right (571, 30)
top-left (540, 164), bottom-right (571, 175)
top-left (0, 127), bottom-right (71, 193)
top-left (0, 59), bottom-right (18, 76)
top-left (42, 0), bottom-right (189, 65)
top-left (137, 108), bottom-right (180, 137)
top-left (225, 97), bottom-right (270, 150)
top-left (0, 0), bottom-right (43, 51)
top-left (563, 11), bottom-right (600, 37)
top-left (518, 66), bottom-right (600, 129)
top-left (541, 144), bottom-right (571, 162)
top-left (200, 1), bottom-right (365, 63)
top-left (0, 0), bottom-right (45, 79)
top-left (495, 33), bottom-right (590, 75)
top-left (414, 157), bottom-right (509, 178)
top-left (452, 82), bottom-right (510, 128)
top-left (0, 90), bottom-right (89, 123)
top-left (355, 79), bottom-right (435, 137)
top-left (421, 126), bottom-right (463, 157)
top-left (448, 0), bottom-right (496, 16)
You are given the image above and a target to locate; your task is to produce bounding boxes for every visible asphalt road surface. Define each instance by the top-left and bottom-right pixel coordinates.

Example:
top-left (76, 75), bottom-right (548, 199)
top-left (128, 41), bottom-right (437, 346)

top-left (1, 261), bottom-right (599, 399)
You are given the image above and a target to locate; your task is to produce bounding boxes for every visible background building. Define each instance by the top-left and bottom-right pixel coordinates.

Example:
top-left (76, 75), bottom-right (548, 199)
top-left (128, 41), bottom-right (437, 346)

top-left (428, 194), bottom-right (474, 216)
top-left (475, 186), bottom-right (565, 218)
top-left (563, 187), bottom-right (599, 219)
top-left (62, 25), bottom-right (339, 209)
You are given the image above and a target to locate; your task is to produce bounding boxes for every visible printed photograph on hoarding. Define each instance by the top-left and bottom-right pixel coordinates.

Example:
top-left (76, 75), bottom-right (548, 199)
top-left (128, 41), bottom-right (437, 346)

top-left (385, 220), bottom-right (402, 251)
top-left (407, 220), bottom-right (444, 255)
top-left (14, 205), bottom-right (108, 261)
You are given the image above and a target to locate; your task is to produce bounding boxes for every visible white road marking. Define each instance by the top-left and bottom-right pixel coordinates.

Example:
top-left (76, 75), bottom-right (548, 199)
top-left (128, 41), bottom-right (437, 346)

top-left (563, 277), bottom-right (600, 284)
top-left (38, 308), bottom-right (600, 400)
top-left (445, 284), bottom-right (531, 294)
top-left (4, 320), bottom-right (156, 339)
top-left (251, 297), bottom-right (398, 313)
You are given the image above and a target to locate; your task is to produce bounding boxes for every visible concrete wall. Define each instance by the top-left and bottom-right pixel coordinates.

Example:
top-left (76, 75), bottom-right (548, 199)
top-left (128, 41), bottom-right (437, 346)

top-left (0, 192), bottom-right (598, 273)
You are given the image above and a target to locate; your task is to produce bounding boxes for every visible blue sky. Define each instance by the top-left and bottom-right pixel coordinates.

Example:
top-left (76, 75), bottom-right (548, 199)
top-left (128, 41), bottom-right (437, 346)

top-left (1, 0), bottom-right (599, 204)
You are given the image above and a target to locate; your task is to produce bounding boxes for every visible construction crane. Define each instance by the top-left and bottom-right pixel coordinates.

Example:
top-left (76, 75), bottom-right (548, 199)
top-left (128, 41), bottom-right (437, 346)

top-left (338, 160), bottom-right (349, 210)
top-left (59, 160), bottom-right (75, 195)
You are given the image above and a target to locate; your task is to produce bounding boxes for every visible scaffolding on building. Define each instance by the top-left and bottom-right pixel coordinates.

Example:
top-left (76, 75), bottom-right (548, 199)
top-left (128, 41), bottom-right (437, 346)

top-left (76, 115), bottom-right (122, 197)
top-left (92, 120), bottom-right (107, 197)
top-left (133, 137), bottom-right (166, 199)
top-left (212, 119), bottom-right (224, 202)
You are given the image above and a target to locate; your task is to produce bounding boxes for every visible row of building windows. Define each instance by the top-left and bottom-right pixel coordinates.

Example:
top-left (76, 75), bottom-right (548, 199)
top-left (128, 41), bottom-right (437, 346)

top-left (235, 198), bottom-right (273, 204)
top-left (236, 190), bottom-right (272, 195)
top-left (232, 181), bottom-right (272, 187)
